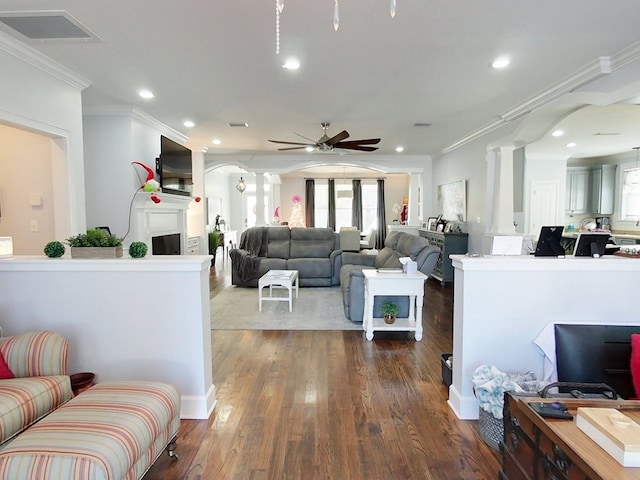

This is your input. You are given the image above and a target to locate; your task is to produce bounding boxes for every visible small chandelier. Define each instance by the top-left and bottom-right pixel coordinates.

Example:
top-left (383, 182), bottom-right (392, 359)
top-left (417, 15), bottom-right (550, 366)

top-left (275, 0), bottom-right (397, 53)
top-left (236, 176), bottom-right (247, 193)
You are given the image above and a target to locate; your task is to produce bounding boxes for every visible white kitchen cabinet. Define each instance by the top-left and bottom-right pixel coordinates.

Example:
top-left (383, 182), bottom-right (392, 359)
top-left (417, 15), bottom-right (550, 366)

top-left (566, 167), bottom-right (590, 214)
top-left (591, 164), bottom-right (616, 215)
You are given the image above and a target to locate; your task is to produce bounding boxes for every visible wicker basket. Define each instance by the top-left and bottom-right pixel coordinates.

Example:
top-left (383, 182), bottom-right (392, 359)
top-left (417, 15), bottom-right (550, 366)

top-left (478, 408), bottom-right (503, 450)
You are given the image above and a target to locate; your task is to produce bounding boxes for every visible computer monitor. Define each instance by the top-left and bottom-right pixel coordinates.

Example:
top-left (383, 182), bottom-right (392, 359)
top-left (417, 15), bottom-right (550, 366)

top-left (573, 232), bottom-right (610, 258)
top-left (534, 226), bottom-right (565, 257)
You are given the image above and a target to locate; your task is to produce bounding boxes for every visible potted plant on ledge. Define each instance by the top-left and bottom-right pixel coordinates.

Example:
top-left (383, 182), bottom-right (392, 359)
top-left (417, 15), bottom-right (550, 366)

top-left (381, 302), bottom-right (399, 324)
top-left (66, 229), bottom-right (124, 259)
top-left (208, 231), bottom-right (223, 266)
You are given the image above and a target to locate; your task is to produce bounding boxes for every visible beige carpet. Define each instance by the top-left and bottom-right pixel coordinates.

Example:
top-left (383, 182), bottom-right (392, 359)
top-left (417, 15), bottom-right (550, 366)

top-left (210, 286), bottom-right (362, 330)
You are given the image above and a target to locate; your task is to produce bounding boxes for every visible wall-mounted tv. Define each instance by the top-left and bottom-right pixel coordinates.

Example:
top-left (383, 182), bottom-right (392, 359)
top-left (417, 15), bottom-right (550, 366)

top-left (157, 135), bottom-right (193, 197)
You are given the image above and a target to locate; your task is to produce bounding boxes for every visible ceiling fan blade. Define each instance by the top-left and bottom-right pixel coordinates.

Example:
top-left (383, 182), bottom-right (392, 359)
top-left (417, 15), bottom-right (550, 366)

top-left (268, 139), bottom-right (316, 146)
top-left (326, 130), bottom-right (350, 146)
top-left (339, 145), bottom-right (379, 152)
top-left (335, 138), bottom-right (381, 147)
top-left (294, 132), bottom-right (319, 143)
top-left (278, 146), bottom-right (308, 151)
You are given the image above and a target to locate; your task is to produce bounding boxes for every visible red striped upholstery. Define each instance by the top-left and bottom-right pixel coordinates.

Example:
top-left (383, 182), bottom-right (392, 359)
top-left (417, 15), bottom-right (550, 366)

top-left (0, 381), bottom-right (180, 480)
top-left (0, 331), bottom-right (68, 378)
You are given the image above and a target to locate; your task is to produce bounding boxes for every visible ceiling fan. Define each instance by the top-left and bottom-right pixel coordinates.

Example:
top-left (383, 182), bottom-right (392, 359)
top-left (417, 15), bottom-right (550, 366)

top-left (268, 122), bottom-right (381, 152)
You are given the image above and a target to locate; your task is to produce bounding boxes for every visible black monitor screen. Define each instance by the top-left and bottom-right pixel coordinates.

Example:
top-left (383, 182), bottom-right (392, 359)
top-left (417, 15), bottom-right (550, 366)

top-left (573, 233), bottom-right (610, 258)
top-left (152, 233), bottom-right (181, 255)
top-left (534, 226), bottom-right (565, 257)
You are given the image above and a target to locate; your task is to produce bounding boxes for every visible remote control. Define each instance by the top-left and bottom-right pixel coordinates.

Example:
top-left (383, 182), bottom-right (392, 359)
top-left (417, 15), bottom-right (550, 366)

top-left (528, 402), bottom-right (574, 420)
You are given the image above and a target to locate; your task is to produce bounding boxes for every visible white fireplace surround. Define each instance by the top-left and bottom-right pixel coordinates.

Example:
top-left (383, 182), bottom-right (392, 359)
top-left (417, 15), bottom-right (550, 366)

top-left (132, 192), bottom-right (194, 254)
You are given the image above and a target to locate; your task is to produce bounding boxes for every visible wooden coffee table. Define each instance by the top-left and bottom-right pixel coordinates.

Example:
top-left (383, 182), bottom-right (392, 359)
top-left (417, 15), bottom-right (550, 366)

top-left (258, 270), bottom-right (299, 312)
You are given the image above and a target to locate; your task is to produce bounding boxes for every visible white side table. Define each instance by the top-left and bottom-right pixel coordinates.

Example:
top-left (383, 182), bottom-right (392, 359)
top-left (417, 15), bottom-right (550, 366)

top-left (258, 270), bottom-right (299, 312)
top-left (362, 269), bottom-right (427, 341)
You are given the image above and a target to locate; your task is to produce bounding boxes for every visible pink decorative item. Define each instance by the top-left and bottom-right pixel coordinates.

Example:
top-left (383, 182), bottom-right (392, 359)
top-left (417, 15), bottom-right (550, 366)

top-left (292, 194), bottom-right (302, 204)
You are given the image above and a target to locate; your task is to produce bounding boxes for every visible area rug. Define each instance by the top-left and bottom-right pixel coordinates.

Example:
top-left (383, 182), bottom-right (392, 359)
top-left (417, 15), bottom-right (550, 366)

top-left (210, 286), bottom-right (362, 330)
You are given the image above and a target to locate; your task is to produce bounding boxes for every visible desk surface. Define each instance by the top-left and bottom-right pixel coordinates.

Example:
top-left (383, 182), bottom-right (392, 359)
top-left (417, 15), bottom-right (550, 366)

top-left (508, 395), bottom-right (640, 479)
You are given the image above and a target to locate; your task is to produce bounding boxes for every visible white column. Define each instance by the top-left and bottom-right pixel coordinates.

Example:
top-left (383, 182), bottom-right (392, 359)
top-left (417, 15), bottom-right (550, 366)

top-left (255, 173), bottom-right (266, 226)
top-left (489, 146), bottom-right (517, 234)
top-left (408, 173), bottom-right (421, 225)
top-left (190, 150), bottom-right (206, 253)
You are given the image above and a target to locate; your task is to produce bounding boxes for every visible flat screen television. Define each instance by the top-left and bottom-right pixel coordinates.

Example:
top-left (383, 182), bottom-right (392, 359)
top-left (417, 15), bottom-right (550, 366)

top-left (555, 324), bottom-right (640, 399)
top-left (157, 135), bottom-right (193, 197)
top-left (534, 226), bottom-right (565, 257)
top-left (573, 232), bottom-right (610, 258)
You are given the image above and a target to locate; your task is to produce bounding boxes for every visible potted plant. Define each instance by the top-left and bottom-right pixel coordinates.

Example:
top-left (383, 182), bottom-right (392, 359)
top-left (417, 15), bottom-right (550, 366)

top-left (208, 231), bottom-right (223, 266)
top-left (128, 241), bottom-right (148, 258)
top-left (381, 302), bottom-right (398, 324)
top-left (66, 229), bottom-right (124, 259)
top-left (43, 241), bottom-right (65, 258)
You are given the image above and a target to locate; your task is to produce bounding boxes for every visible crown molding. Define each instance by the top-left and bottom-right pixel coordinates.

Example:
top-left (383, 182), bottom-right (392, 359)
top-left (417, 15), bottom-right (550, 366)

top-left (442, 42), bottom-right (640, 155)
top-left (83, 105), bottom-right (187, 144)
top-left (0, 30), bottom-right (90, 91)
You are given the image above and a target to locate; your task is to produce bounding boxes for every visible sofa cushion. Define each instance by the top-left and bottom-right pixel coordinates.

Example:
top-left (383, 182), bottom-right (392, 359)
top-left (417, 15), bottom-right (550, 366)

top-left (0, 376), bottom-right (72, 445)
top-left (290, 228), bottom-right (335, 258)
top-left (397, 234), bottom-right (429, 259)
top-left (267, 227), bottom-right (291, 259)
top-left (287, 258), bottom-right (331, 278)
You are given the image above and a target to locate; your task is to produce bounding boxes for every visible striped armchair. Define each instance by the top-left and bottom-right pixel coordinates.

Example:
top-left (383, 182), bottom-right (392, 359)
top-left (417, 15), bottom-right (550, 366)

top-left (0, 331), bottom-right (73, 445)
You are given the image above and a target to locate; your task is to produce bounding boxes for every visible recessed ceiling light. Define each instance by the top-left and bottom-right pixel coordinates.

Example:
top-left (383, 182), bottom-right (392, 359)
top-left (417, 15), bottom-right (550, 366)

top-left (305, 146), bottom-right (315, 152)
top-left (138, 89), bottom-right (154, 99)
top-left (183, 120), bottom-right (195, 128)
top-left (566, 142), bottom-right (577, 148)
top-left (282, 58), bottom-right (300, 70)
top-left (395, 146), bottom-right (404, 153)
top-left (552, 129), bottom-right (564, 137)
top-left (212, 138), bottom-right (221, 145)
top-left (491, 56), bottom-right (511, 69)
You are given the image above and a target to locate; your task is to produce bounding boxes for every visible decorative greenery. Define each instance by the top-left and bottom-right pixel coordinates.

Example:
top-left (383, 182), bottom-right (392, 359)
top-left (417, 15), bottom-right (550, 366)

top-left (66, 229), bottom-right (123, 247)
top-left (381, 302), bottom-right (399, 317)
top-left (208, 231), bottom-right (223, 255)
top-left (128, 241), bottom-right (148, 258)
top-left (43, 241), bottom-right (65, 258)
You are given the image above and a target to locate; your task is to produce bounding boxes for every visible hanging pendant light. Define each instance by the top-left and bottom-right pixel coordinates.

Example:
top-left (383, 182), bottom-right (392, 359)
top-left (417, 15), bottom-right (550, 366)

top-left (277, 0), bottom-right (284, 13)
top-left (390, 0), bottom-right (397, 18)
top-left (333, 0), bottom-right (340, 31)
top-left (236, 176), bottom-right (247, 193)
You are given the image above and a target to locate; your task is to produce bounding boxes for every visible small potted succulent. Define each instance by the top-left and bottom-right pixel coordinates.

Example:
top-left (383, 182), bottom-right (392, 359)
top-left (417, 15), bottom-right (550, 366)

top-left (381, 302), bottom-right (399, 324)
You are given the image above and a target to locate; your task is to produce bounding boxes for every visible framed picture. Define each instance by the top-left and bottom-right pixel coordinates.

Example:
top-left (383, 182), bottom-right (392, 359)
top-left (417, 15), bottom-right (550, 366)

top-left (437, 180), bottom-right (467, 222)
top-left (427, 217), bottom-right (438, 231)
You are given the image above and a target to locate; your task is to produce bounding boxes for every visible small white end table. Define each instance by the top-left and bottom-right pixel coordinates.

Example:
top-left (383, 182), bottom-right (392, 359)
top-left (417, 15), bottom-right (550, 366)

top-left (362, 269), bottom-right (427, 341)
top-left (258, 270), bottom-right (299, 312)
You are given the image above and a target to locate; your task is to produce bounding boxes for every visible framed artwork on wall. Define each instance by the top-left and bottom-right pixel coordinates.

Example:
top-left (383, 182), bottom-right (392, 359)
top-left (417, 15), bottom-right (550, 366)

top-left (437, 180), bottom-right (467, 222)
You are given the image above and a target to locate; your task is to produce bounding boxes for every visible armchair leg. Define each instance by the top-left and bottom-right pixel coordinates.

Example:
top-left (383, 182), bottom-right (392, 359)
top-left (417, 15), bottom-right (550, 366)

top-left (166, 435), bottom-right (179, 461)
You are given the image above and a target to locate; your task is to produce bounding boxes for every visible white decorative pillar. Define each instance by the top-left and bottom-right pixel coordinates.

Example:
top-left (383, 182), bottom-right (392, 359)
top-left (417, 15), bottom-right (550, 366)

top-left (489, 146), bottom-right (517, 234)
top-left (255, 173), bottom-right (266, 226)
top-left (408, 173), bottom-right (421, 225)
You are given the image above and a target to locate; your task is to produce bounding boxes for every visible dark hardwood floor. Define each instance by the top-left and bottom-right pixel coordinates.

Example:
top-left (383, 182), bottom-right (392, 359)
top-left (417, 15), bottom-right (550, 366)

top-left (143, 256), bottom-right (500, 479)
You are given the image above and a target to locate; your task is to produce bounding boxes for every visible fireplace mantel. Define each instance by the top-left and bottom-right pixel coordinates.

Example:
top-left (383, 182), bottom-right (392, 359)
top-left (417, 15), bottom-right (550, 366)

top-left (132, 192), bottom-right (194, 254)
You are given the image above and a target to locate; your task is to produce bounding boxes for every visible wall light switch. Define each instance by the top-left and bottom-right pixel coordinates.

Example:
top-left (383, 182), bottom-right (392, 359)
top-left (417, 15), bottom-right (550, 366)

top-left (28, 193), bottom-right (42, 207)
top-left (30, 220), bottom-right (38, 232)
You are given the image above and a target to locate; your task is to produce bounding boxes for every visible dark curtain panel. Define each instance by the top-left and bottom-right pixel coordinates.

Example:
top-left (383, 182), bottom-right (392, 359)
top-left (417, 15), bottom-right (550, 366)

top-left (351, 179), bottom-right (363, 230)
top-left (376, 179), bottom-right (387, 248)
top-left (305, 179), bottom-right (315, 227)
top-left (328, 179), bottom-right (336, 231)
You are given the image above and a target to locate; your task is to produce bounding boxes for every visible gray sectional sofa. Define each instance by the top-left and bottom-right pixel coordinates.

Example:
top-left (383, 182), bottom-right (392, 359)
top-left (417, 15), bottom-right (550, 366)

top-left (339, 231), bottom-right (441, 322)
top-left (229, 227), bottom-right (342, 287)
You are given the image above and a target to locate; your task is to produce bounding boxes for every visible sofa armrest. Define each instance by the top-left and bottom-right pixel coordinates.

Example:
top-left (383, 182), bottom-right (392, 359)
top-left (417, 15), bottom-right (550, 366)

top-left (342, 252), bottom-right (376, 267)
top-left (0, 331), bottom-right (68, 378)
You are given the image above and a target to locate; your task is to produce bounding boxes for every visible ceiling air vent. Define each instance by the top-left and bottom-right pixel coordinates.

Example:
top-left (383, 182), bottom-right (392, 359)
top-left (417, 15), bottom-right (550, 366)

top-left (227, 122), bottom-right (249, 128)
top-left (0, 10), bottom-right (101, 42)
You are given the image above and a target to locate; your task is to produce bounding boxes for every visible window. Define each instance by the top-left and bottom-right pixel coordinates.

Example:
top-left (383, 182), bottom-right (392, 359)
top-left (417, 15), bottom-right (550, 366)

top-left (244, 184), bottom-right (271, 228)
top-left (313, 179), bottom-right (378, 232)
top-left (620, 167), bottom-right (640, 221)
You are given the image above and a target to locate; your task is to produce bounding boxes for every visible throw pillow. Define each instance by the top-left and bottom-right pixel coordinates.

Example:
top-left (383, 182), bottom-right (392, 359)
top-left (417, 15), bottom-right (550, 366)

top-left (0, 351), bottom-right (14, 379)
